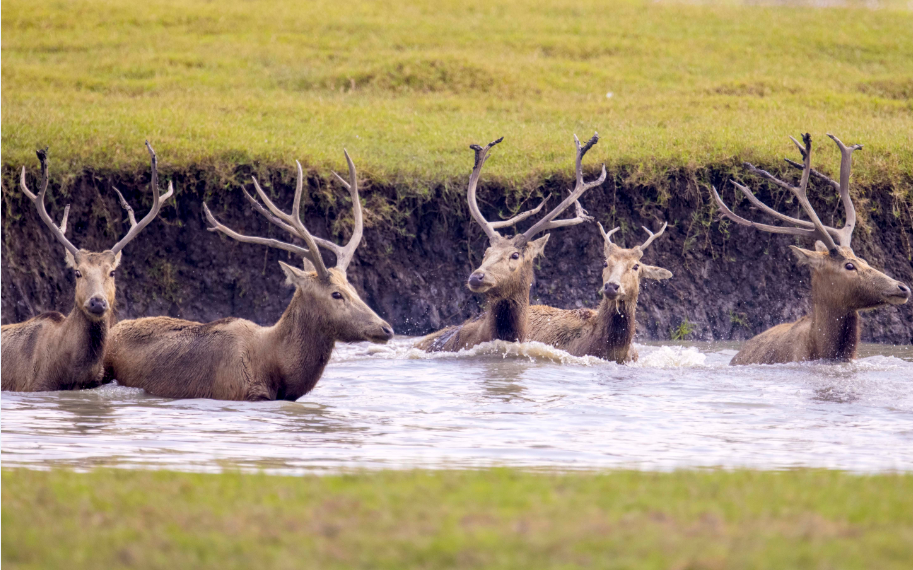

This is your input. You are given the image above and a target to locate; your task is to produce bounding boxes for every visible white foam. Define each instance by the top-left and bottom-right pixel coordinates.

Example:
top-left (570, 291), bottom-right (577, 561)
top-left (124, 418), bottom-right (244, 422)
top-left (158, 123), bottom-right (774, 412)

top-left (633, 345), bottom-right (708, 368)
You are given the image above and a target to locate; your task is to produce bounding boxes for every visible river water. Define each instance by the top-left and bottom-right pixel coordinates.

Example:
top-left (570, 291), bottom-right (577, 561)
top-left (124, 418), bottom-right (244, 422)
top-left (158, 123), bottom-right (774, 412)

top-left (2, 340), bottom-right (912, 474)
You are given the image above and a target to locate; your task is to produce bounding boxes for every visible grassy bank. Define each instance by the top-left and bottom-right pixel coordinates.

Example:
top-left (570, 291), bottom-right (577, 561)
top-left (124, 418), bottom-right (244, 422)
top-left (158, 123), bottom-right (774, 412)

top-left (3, 468), bottom-right (913, 569)
top-left (3, 0), bottom-right (913, 192)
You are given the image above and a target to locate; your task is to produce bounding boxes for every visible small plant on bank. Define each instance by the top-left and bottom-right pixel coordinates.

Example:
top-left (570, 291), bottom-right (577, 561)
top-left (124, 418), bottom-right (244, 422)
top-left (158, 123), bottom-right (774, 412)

top-left (670, 318), bottom-right (695, 341)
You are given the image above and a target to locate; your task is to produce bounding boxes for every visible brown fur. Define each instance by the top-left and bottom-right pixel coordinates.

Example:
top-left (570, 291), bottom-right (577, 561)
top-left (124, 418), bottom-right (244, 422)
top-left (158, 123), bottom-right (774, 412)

top-left (731, 243), bottom-right (910, 365)
top-left (415, 235), bottom-right (549, 352)
top-left (2, 251), bottom-right (120, 391)
top-left (527, 238), bottom-right (672, 363)
top-left (103, 266), bottom-right (393, 401)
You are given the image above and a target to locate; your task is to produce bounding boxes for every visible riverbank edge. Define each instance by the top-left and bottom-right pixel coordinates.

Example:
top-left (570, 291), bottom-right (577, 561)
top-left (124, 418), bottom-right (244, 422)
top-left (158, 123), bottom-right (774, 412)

top-left (3, 161), bottom-right (912, 342)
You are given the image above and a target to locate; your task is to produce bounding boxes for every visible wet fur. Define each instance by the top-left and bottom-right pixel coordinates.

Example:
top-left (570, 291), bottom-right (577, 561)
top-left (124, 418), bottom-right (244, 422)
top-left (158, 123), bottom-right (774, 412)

top-left (415, 235), bottom-right (544, 352)
top-left (103, 267), bottom-right (391, 401)
top-left (528, 299), bottom-right (638, 363)
top-left (731, 245), bottom-right (909, 365)
top-left (1, 251), bottom-right (119, 392)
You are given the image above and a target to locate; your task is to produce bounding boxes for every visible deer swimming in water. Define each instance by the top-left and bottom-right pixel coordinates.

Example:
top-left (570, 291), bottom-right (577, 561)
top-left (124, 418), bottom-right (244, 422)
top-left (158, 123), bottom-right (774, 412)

top-left (416, 134), bottom-right (606, 352)
top-left (2, 144), bottom-right (172, 391)
top-left (103, 152), bottom-right (393, 401)
top-left (711, 133), bottom-right (910, 365)
top-left (527, 222), bottom-right (672, 363)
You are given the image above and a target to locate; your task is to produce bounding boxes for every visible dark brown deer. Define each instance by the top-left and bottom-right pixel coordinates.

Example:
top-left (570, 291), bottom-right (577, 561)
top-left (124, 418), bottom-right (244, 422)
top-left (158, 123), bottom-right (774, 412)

top-left (103, 152), bottom-right (393, 401)
top-left (2, 144), bottom-right (173, 391)
top-left (712, 133), bottom-right (910, 365)
top-left (527, 222), bottom-right (672, 363)
top-left (416, 134), bottom-right (606, 352)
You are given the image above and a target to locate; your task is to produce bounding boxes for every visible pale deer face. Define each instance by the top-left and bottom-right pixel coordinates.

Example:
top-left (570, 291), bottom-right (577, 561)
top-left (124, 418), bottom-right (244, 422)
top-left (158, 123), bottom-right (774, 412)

top-left (65, 250), bottom-right (121, 321)
top-left (280, 263), bottom-right (393, 343)
top-left (466, 235), bottom-right (550, 296)
top-left (601, 243), bottom-right (672, 302)
top-left (791, 243), bottom-right (910, 311)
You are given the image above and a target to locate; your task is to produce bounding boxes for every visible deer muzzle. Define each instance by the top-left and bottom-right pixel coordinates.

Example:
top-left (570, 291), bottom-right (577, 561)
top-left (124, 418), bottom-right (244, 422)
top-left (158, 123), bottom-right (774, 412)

top-left (85, 296), bottom-right (109, 316)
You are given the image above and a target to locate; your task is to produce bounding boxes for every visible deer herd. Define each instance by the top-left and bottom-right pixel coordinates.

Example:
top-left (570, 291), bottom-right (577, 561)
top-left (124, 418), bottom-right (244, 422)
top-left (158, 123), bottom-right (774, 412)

top-left (2, 133), bottom-right (909, 401)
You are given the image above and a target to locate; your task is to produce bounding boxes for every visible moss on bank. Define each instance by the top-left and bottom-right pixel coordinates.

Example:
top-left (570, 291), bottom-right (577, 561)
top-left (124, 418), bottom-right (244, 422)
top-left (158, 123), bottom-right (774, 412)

top-left (4, 468), bottom-right (913, 569)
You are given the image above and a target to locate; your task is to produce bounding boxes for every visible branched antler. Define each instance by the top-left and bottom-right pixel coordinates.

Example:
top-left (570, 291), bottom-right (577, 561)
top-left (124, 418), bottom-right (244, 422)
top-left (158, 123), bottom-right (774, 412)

top-left (206, 151), bottom-right (369, 280)
top-left (20, 148), bottom-right (79, 256)
top-left (110, 141), bottom-right (174, 254)
top-left (711, 133), bottom-right (861, 253)
top-left (598, 221), bottom-right (667, 251)
top-left (206, 160), bottom-right (331, 281)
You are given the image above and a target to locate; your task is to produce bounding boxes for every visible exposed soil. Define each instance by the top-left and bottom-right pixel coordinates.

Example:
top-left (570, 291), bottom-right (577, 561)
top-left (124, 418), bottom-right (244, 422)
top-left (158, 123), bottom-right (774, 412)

top-left (3, 165), bottom-right (912, 344)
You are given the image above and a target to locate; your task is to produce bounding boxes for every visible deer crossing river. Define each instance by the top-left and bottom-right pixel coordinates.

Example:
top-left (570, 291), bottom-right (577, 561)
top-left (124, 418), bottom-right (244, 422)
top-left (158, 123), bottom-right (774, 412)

top-left (2, 339), bottom-right (912, 473)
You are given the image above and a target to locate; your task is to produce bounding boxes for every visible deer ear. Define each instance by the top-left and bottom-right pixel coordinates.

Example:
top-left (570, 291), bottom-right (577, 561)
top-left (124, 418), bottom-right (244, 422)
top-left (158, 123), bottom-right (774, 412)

top-left (65, 250), bottom-right (77, 268)
top-left (278, 260), bottom-right (308, 286)
top-left (814, 240), bottom-right (829, 253)
top-left (641, 265), bottom-right (672, 281)
top-left (527, 234), bottom-right (550, 258)
top-left (112, 251), bottom-right (123, 269)
top-left (790, 245), bottom-right (826, 268)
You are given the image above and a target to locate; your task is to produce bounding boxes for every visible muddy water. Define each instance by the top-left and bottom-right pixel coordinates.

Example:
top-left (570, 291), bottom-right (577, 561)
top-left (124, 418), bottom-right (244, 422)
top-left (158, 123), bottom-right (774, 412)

top-left (2, 340), bottom-right (912, 473)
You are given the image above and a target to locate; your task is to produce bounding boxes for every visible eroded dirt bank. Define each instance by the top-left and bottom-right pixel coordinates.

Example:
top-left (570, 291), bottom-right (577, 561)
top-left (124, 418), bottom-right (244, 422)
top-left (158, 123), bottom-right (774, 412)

top-left (3, 165), bottom-right (912, 344)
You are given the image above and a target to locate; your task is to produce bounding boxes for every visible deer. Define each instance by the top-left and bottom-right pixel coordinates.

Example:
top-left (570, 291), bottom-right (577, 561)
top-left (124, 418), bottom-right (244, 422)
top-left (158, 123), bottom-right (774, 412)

top-left (102, 151), bottom-right (394, 401)
top-left (415, 134), bottom-right (606, 352)
top-left (711, 133), bottom-right (910, 365)
top-left (527, 222), bottom-right (672, 363)
top-left (2, 144), bottom-right (173, 392)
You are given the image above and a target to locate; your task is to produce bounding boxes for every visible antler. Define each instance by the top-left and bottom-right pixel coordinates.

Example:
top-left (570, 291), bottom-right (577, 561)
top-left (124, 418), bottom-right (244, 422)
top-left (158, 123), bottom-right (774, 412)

top-left (711, 133), bottom-right (860, 253)
top-left (204, 160), bottom-right (332, 281)
top-left (520, 133), bottom-right (605, 242)
top-left (308, 149), bottom-right (363, 273)
top-left (597, 221), bottom-right (667, 250)
top-left (466, 137), bottom-right (506, 241)
top-left (637, 222), bottom-right (667, 251)
top-left (20, 148), bottom-right (79, 256)
top-left (110, 141), bottom-right (174, 254)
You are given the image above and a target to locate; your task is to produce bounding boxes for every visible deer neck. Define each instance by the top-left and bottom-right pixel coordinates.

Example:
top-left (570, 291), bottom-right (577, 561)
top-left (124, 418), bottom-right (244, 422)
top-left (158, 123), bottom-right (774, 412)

top-left (266, 289), bottom-right (336, 399)
top-left (809, 281), bottom-right (860, 361)
top-left (591, 295), bottom-right (638, 362)
top-left (484, 281), bottom-right (530, 343)
top-left (63, 307), bottom-right (113, 369)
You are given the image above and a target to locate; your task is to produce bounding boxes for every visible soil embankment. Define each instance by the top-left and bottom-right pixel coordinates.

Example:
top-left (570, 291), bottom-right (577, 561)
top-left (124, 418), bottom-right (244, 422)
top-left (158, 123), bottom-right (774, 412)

top-left (3, 166), bottom-right (912, 343)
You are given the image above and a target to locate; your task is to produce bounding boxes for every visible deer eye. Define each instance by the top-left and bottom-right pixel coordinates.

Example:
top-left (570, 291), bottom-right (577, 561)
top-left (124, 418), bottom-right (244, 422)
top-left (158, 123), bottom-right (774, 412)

top-left (110, 271), bottom-right (116, 277)
top-left (75, 270), bottom-right (82, 279)
top-left (510, 252), bottom-right (520, 260)
top-left (332, 292), bottom-right (344, 300)
top-left (845, 262), bottom-right (856, 271)
top-left (632, 264), bottom-right (640, 271)
top-left (603, 261), bottom-right (609, 268)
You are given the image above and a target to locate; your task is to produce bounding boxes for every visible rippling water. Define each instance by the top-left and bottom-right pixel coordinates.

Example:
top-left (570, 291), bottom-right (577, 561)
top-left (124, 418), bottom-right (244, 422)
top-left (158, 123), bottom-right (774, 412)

top-left (2, 340), bottom-right (912, 473)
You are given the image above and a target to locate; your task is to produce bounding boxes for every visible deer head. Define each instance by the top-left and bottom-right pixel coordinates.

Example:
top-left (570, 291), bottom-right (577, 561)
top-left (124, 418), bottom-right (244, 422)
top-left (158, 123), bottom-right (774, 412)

top-left (203, 151), bottom-right (393, 344)
top-left (597, 223), bottom-right (672, 302)
top-left (465, 134), bottom-right (606, 296)
top-left (712, 133), bottom-right (910, 312)
top-left (20, 144), bottom-right (173, 321)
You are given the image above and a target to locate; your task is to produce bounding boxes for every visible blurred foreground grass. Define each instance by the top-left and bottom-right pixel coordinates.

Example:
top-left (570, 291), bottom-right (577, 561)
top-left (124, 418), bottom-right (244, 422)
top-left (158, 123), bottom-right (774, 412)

top-left (4, 468), bottom-right (913, 569)
top-left (2, 0), bottom-right (913, 191)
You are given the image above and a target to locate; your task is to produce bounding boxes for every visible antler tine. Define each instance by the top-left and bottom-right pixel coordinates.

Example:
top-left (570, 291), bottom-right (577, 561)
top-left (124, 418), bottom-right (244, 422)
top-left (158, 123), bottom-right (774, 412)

top-left (522, 133), bottom-right (605, 241)
top-left (241, 161), bottom-right (332, 280)
top-left (466, 137), bottom-right (504, 242)
top-left (638, 222), bottom-right (668, 251)
top-left (489, 193), bottom-right (551, 230)
top-left (826, 133), bottom-right (862, 247)
top-left (203, 202), bottom-right (329, 279)
top-left (322, 148), bottom-right (363, 272)
top-left (20, 149), bottom-right (80, 256)
top-left (597, 222), bottom-right (620, 245)
top-left (110, 141), bottom-right (174, 254)
top-left (712, 184), bottom-right (820, 240)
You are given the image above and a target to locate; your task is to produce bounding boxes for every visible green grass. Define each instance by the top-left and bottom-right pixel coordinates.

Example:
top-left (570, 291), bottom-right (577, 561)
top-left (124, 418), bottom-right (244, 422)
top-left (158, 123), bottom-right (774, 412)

top-left (4, 468), bottom-right (913, 569)
top-left (3, 0), bottom-right (913, 192)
